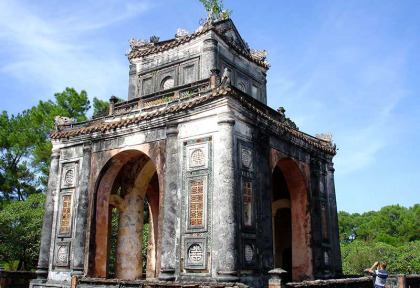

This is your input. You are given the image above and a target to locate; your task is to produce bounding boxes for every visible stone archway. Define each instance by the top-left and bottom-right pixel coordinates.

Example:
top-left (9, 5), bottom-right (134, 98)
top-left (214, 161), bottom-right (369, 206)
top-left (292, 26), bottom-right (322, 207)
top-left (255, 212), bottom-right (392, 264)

top-left (92, 150), bottom-right (160, 280)
top-left (271, 156), bottom-right (313, 281)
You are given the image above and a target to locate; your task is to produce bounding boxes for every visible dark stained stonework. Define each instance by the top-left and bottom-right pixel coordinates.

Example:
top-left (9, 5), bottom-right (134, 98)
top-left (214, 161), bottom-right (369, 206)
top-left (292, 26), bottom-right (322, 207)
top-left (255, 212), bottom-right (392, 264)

top-left (31, 15), bottom-right (341, 288)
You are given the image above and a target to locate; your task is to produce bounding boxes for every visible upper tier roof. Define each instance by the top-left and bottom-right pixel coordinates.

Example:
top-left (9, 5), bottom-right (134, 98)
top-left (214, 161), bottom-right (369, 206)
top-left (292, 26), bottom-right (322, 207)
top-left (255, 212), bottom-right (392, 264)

top-left (127, 18), bottom-right (270, 69)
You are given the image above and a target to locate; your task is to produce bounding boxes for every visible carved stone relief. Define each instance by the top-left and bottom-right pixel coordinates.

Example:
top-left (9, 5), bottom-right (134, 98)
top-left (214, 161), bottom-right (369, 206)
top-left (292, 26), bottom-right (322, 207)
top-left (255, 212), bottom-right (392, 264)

top-left (244, 244), bottom-right (254, 264)
top-left (186, 142), bottom-right (209, 171)
top-left (61, 162), bottom-right (78, 188)
top-left (55, 242), bottom-right (70, 267)
top-left (241, 147), bottom-right (253, 170)
top-left (184, 238), bottom-right (207, 269)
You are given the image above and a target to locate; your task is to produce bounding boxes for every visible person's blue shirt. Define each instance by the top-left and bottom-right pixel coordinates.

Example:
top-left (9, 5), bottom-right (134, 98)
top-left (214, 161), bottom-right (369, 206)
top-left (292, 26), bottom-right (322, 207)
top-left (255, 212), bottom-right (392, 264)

top-left (373, 269), bottom-right (389, 288)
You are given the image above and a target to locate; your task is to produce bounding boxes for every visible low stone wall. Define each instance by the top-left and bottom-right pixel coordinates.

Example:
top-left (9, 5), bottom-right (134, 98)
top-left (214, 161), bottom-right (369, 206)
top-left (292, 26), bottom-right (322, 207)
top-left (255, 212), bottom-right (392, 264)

top-left (405, 275), bottom-right (420, 288)
top-left (0, 270), bottom-right (36, 288)
top-left (75, 277), bottom-right (250, 288)
top-left (285, 277), bottom-right (372, 288)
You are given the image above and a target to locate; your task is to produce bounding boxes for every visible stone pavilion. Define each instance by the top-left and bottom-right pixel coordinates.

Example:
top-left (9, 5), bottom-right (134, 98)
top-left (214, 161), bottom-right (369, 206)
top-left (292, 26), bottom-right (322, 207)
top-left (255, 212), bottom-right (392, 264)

top-left (31, 15), bottom-right (342, 288)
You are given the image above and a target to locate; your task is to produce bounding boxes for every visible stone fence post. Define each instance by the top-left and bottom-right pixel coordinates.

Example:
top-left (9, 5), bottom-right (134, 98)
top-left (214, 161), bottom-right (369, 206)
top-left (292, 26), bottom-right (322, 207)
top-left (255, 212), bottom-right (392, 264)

top-left (269, 268), bottom-right (287, 288)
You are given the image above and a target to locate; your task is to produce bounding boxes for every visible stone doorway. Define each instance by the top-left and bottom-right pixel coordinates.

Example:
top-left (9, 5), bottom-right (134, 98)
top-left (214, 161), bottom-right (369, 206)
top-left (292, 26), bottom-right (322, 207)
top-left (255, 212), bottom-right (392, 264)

top-left (92, 150), bottom-right (160, 280)
top-left (271, 157), bottom-right (313, 282)
top-left (272, 165), bottom-right (292, 282)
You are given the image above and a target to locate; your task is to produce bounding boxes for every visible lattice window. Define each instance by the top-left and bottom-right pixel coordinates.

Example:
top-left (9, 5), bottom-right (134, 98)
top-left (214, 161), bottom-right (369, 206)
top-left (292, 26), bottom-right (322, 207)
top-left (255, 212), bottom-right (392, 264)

top-left (321, 204), bottom-right (329, 240)
top-left (190, 181), bottom-right (204, 226)
top-left (60, 195), bottom-right (72, 234)
top-left (243, 181), bottom-right (252, 227)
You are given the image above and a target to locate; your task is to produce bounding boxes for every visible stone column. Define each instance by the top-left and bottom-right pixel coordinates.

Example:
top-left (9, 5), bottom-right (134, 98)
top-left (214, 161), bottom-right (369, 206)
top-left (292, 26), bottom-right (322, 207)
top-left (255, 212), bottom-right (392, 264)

top-left (326, 161), bottom-right (342, 275)
top-left (159, 125), bottom-right (179, 281)
top-left (36, 149), bottom-right (60, 279)
top-left (128, 64), bottom-right (138, 100)
top-left (258, 134), bottom-right (274, 271)
top-left (71, 144), bottom-right (92, 274)
top-left (309, 157), bottom-right (323, 276)
top-left (216, 112), bottom-right (239, 282)
top-left (202, 38), bottom-right (218, 79)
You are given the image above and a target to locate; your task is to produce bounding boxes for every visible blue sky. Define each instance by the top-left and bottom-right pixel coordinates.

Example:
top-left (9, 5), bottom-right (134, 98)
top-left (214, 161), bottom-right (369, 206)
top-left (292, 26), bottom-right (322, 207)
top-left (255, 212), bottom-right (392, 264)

top-left (0, 0), bottom-right (419, 213)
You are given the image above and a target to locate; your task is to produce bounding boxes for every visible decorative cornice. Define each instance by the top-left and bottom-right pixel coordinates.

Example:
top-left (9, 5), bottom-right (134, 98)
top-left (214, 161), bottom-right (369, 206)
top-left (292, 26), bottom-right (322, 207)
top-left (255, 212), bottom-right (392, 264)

top-left (50, 85), bottom-right (335, 155)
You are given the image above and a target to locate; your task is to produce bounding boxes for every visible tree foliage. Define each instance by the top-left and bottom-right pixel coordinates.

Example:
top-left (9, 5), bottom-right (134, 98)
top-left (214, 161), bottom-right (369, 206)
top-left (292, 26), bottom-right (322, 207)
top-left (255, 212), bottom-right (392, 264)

top-left (92, 96), bottom-right (123, 116)
top-left (0, 193), bottom-right (46, 270)
top-left (0, 88), bottom-right (90, 200)
top-left (339, 204), bottom-right (420, 275)
top-left (199, 0), bottom-right (232, 20)
top-left (0, 88), bottom-right (124, 270)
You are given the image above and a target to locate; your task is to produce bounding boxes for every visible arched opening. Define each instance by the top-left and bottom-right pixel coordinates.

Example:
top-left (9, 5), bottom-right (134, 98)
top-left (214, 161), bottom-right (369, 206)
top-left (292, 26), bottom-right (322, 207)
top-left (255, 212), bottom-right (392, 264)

top-left (272, 166), bottom-right (292, 282)
top-left (92, 150), bottom-right (160, 280)
top-left (271, 157), bottom-right (312, 282)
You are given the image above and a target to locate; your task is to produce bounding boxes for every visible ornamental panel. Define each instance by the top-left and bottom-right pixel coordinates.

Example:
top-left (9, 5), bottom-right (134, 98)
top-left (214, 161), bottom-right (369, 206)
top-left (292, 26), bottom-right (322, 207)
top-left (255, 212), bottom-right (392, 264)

top-left (61, 162), bottom-right (78, 188)
top-left (243, 180), bottom-right (253, 227)
top-left (58, 189), bottom-right (74, 237)
top-left (55, 242), bottom-right (70, 267)
top-left (242, 239), bottom-right (257, 268)
top-left (239, 145), bottom-right (253, 171)
top-left (186, 142), bottom-right (209, 171)
top-left (184, 237), bottom-right (207, 269)
top-left (186, 176), bottom-right (208, 231)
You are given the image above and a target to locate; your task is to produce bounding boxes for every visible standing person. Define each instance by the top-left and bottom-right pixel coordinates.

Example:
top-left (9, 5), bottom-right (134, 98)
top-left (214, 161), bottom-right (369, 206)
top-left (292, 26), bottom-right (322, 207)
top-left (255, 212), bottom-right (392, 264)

top-left (369, 261), bottom-right (389, 288)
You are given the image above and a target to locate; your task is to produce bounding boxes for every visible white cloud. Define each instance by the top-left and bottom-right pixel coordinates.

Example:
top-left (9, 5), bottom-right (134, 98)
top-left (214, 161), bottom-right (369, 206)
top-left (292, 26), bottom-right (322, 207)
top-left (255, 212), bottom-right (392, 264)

top-left (0, 0), bottom-right (153, 105)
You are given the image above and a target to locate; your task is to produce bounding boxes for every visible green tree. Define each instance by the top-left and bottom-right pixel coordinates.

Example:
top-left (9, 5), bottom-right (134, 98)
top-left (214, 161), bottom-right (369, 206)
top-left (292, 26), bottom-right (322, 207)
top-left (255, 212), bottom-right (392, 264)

top-left (0, 111), bottom-right (41, 201)
top-left (0, 193), bottom-right (46, 270)
top-left (92, 96), bottom-right (123, 116)
top-left (339, 204), bottom-right (420, 275)
top-left (30, 88), bottom-right (90, 187)
top-left (199, 0), bottom-right (232, 20)
top-left (0, 87), bottom-right (91, 196)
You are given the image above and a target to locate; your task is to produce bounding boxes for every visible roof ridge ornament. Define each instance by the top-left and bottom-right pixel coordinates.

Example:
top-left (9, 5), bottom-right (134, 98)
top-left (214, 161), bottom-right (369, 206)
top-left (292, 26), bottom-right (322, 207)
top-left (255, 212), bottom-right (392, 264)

top-left (129, 38), bottom-right (149, 48)
top-left (175, 28), bottom-right (190, 40)
top-left (315, 133), bottom-right (332, 142)
top-left (149, 35), bottom-right (160, 43)
top-left (277, 107), bottom-right (298, 130)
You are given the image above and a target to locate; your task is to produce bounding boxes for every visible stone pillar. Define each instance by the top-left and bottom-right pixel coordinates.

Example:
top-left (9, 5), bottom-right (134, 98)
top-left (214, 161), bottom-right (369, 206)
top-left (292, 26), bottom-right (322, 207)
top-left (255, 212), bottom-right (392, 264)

top-left (309, 157), bottom-right (323, 276)
top-left (216, 112), bottom-right (239, 282)
top-left (202, 38), bottom-right (218, 79)
top-left (258, 134), bottom-right (274, 271)
top-left (128, 63), bottom-right (138, 100)
top-left (109, 96), bottom-right (117, 116)
top-left (115, 190), bottom-right (144, 280)
top-left (210, 69), bottom-right (221, 89)
top-left (159, 125), bottom-right (179, 281)
top-left (71, 144), bottom-right (92, 274)
top-left (36, 149), bottom-right (60, 279)
top-left (268, 268), bottom-right (287, 288)
top-left (261, 72), bottom-right (268, 105)
top-left (397, 274), bottom-right (406, 288)
top-left (326, 161), bottom-right (342, 275)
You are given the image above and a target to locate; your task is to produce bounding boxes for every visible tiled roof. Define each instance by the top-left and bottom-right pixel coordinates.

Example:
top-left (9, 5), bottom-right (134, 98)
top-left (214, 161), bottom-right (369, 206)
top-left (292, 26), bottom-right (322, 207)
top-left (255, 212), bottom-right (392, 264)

top-left (128, 25), bottom-right (270, 69)
top-left (50, 86), bottom-right (335, 155)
